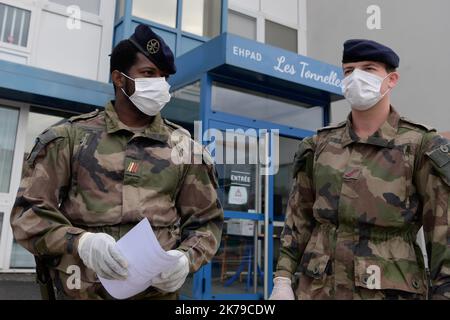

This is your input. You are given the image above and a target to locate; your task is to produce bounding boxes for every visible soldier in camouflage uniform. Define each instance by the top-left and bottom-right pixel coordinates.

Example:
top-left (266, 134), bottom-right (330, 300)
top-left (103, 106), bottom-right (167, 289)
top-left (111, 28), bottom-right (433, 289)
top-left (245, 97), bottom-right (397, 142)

top-left (270, 39), bottom-right (450, 300)
top-left (10, 24), bottom-right (223, 300)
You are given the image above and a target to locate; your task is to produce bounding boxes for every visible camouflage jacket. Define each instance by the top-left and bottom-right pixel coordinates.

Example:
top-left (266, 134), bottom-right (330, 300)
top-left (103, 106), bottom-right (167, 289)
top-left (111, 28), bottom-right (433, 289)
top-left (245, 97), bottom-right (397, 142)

top-left (276, 107), bottom-right (450, 300)
top-left (10, 101), bottom-right (224, 299)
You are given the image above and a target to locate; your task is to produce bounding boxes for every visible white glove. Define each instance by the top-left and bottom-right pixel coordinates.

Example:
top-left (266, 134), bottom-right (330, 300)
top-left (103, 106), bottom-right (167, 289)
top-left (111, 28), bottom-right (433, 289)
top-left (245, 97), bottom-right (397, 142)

top-left (152, 250), bottom-right (189, 292)
top-left (269, 277), bottom-right (295, 300)
top-left (77, 232), bottom-right (128, 280)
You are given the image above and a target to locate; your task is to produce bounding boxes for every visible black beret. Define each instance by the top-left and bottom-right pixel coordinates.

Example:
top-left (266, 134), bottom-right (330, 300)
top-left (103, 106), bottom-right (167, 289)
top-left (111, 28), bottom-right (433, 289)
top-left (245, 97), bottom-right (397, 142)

top-left (129, 24), bottom-right (176, 75)
top-left (342, 39), bottom-right (399, 68)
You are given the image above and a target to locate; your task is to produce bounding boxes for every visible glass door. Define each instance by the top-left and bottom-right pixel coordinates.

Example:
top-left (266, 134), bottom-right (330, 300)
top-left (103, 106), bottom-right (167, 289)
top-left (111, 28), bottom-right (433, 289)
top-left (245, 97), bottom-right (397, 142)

top-left (202, 119), bottom-right (272, 299)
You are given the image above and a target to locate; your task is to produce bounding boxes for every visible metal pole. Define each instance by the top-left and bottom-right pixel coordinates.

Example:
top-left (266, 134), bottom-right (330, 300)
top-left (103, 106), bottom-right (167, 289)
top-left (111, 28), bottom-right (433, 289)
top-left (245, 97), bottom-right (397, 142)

top-left (253, 138), bottom-right (262, 294)
top-left (263, 131), bottom-right (270, 300)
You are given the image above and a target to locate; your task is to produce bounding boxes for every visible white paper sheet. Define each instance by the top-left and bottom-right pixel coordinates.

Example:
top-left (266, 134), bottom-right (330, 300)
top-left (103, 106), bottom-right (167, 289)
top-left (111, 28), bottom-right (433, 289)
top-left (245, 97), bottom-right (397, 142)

top-left (99, 218), bottom-right (179, 299)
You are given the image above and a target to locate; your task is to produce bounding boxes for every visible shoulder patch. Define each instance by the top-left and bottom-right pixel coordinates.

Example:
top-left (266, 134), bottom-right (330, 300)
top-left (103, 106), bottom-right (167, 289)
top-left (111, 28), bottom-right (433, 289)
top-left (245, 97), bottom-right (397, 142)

top-left (400, 117), bottom-right (436, 132)
top-left (27, 129), bottom-right (65, 167)
top-left (68, 109), bottom-right (100, 123)
top-left (317, 120), bottom-right (346, 133)
top-left (426, 139), bottom-right (450, 187)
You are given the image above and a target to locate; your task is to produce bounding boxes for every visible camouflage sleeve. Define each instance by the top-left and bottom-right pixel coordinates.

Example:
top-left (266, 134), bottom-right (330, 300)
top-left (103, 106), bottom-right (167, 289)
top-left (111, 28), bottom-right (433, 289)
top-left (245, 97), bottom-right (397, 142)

top-left (10, 126), bottom-right (85, 258)
top-left (275, 136), bottom-right (317, 280)
top-left (415, 132), bottom-right (450, 300)
top-left (175, 152), bottom-right (224, 273)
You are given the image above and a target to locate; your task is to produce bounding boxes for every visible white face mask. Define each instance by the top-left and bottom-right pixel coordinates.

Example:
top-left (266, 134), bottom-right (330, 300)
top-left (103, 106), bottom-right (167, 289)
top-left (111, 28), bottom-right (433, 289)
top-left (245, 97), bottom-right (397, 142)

top-left (121, 73), bottom-right (171, 116)
top-left (342, 68), bottom-right (392, 111)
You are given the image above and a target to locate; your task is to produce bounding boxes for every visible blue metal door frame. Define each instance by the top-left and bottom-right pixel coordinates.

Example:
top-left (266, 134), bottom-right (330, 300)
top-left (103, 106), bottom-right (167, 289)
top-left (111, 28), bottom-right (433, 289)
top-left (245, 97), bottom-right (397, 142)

top-left (181, 73), bottom-right (328, 300)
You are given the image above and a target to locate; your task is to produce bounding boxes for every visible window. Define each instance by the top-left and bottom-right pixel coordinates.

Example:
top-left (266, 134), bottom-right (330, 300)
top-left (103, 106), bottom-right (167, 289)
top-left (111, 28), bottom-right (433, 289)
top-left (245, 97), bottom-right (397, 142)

top-left (0, 3), bottom-right (31, 48)
top-left (115, 0), bottom-right (125, 22)
top-left (0, 106), bottom-right (19, 193)
top-left (228, 10), bottom-right (256, 40)
top-left (10, 239), bottom-right (35, 268)
top-left (212, 82), bottom-right (324, 131)
top-left (132, 0), bottom-right (177, 28)
top-left (182, 0), bottom-right (221, 38)
top-left (24, 112), bottom-right (66, 157)
top-left (7, 111), bottom-right (67, 270)
top-left (48, 0), bottom-right (101, 15)
top-left (273, 136), bottom-right (300, 219)
top-left (162, 81), bottom-right (200, 134)
top-left (265, 20), bottom-right (297, 53)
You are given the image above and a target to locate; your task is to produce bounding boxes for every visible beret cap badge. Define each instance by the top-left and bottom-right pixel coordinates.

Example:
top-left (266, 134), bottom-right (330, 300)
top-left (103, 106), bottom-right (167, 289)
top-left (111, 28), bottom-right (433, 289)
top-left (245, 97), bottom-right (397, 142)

top-left (128, 24), bottom-right (176, 74)
top-left (147, 39), bottom-right (160, 55)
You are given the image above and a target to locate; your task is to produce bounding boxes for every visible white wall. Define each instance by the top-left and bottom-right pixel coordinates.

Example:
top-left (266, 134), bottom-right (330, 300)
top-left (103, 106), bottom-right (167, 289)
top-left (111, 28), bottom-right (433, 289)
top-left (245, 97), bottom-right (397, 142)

top-left (0, 0), bottom-right (115, 82)
top-left (306, 0), bottom-right (450, 132)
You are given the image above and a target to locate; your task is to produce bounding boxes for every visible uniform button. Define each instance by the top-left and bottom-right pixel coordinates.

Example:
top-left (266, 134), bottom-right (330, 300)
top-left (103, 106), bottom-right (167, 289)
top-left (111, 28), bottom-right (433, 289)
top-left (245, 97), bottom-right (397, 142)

top-left (412, 279), bottom-right (421, 289)
top-left (362, 275), bottom-right (369, 285)
top-left (440, 145), bottom-right (449, 153)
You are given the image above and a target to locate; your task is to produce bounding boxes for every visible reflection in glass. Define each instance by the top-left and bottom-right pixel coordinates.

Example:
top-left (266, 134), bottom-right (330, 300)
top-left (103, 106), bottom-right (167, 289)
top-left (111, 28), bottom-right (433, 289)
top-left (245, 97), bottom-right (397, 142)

top-left (132, 0), bottom-right (177, 28)
top-left (212, 82), bottom-right (324, 131)
top-left (182, 0), bottom-right (221, 37)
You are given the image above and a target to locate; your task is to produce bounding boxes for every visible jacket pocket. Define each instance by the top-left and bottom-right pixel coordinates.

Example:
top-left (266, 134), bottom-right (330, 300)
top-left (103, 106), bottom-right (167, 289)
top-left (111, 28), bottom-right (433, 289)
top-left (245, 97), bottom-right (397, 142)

top-left (354, 237), bottom-right (426, 295)
top-left (297, 224), bottom-right (334, 299)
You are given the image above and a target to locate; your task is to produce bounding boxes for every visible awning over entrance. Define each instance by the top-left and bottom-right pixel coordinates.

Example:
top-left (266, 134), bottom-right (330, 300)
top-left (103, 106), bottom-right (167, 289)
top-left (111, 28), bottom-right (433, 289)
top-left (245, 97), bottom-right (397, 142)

top-left (170, 33), bottom-right (345, 104)
top-left (0, 60), bottom-right (114, 114)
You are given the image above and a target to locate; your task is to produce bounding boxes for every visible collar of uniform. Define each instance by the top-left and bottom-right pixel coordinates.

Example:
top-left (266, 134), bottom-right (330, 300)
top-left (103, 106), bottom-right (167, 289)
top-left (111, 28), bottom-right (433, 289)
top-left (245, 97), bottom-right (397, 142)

top-left (104, 101), bottom-right (169, 143)
top-left (341, 106), bottom-right (400, 148)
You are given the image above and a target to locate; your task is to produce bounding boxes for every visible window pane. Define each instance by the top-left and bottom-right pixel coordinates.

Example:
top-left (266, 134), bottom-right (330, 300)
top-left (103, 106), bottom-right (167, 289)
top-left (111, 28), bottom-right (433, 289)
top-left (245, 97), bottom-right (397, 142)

top-left (9, 111), bottom-right (69, 269)
top-left (0, 106), bottom-right (19, 193)
top-left (162, 81), bottom-right (200, 134)
top-left (228, 10), bottom-right (256, 41)
top-left (273, 136), bottom-right (301, 220)
top-left (49, 0), bottom-right (101, 15)
top-left (115, 0), bottom-right (125, 22)
top-left (10, 239), bottom-right (35, 268)
top-left (265, 20), bottom-right (297, 53)
top-left (215, 133), bottom-right (259, 213)
top-left (132, 0), bottom-right (177, 28)
top-left (25, 112), bottom-right (66, 156)
top-left (212, 82), bottom-right (324, 131)
top-left (211, 223), bottom-right (264, 296)
top-left (20, 11), bottom-right (31, 47)
top-left (3, 5), bottom-right (13, 44)
top-left (182, 0), bottom-right (221, 38)
top-left (0, 3), bottom-right (31, 47)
